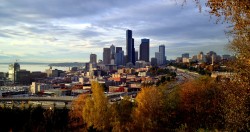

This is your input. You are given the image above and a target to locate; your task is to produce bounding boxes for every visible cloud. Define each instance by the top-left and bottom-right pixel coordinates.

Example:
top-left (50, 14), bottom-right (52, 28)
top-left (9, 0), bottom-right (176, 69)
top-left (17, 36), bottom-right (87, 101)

top-left (0, 0), bottom-right (230, 62)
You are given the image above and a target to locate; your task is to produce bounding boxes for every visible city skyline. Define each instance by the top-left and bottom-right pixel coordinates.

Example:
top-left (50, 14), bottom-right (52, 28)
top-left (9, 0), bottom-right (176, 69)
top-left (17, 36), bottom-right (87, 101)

top-left (0, 0), bottom-right (231, 63)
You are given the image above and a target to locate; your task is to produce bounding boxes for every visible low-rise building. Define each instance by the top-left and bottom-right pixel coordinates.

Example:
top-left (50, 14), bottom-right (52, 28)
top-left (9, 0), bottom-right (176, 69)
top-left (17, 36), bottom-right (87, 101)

top-left (30, 82), bottom-right (53, 94)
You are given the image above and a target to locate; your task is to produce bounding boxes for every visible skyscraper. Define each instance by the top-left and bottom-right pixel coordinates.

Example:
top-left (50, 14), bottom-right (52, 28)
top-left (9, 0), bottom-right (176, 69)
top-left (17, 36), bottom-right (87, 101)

top-left (116, 47), bottom-right (122, 53)
top-left (110, 44), bottom-right (116, 64)
top-left (8, 62), bottom-right (20, 83)
top-left (110, 44), bottom-right (115, 59)
top-left (115, 50), bottom-right (124, 66)
top-left (90, 53), bottom-right (97, 64)
top-left (126, 29), bottom-right (135, 65)
top-left (155, 45), bottom-right (166, 65)
top-left (115, 47), bottom-right (124, 66)
top-left (160, 45), bottom-right (166, 64)
top-left (103, 48), bottom-right (111, 64)
top-left (155, 52), bottom-right (162, 65)
top-left (132, 38), bottom-right (135, 64)
top-left (139, 38), bottom-right (150, 62)
top-left (135, 51), bottom-right (138, 62)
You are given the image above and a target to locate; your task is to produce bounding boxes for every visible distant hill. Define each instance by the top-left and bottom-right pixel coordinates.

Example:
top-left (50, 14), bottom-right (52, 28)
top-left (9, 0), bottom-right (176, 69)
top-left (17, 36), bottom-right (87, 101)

top-left (0, 62), bottom-right (49, 65)
top-left (48, 62), bottom-right (86, 67)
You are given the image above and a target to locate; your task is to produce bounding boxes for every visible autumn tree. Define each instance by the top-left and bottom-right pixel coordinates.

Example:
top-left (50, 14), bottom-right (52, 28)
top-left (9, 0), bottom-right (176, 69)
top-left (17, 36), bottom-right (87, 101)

top-left (82, 81), bottom-right (112, 131)
top-left (110, 96), bottom-right (134, 132)
top-left (179, 77), bottom-right (224, 130)
top-left (69, 94), bottom-right (88, 130)
top-left (133, 86), bottom-right (166, 131)
top-left (182, 0), bottom-right (250, 130)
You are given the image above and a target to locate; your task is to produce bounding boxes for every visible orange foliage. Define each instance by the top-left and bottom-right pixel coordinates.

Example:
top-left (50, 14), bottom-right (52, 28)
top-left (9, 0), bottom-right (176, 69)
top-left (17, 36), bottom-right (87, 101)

top-left (68, 94), bottom-right (88, 129)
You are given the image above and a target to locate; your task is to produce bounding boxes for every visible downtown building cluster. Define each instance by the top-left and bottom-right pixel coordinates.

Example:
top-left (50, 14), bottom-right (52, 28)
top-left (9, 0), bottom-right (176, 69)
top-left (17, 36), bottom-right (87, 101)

top-left (88, 29), bottom-right (167, 70)
top-left (0, 30), bottom-right (170, 98)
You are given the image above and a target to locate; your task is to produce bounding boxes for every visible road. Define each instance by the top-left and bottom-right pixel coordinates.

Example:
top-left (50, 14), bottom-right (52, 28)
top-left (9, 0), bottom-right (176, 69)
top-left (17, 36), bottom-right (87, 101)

top-left (165, 66), bottom-right (201, 93)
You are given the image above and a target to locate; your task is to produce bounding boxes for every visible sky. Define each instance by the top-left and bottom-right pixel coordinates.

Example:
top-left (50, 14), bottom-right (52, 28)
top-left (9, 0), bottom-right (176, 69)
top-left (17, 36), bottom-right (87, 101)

top-left (0, 0), bottom-right (232, 63)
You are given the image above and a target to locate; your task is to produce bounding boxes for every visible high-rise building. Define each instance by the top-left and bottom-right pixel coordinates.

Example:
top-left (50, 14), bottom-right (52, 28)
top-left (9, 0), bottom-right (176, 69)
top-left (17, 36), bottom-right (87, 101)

top-left (126, 30), bottom-right (135, 65)
top-left (132, 38), bottom-right (135, 65)
top-left (155, 45), bottom-right (166, 65)
top-left (103, 48), bottom-right (111, 64)
top-left (197, 51), bottom-right (206, 62)
top-left (16, 70), bottom-right (31, 85)
top-left (135, 51), bottom-right (138, 62)
top-left (151, 57), bottom-right (157, 66)
top-left (206, 51), bottom-right (217, 64)
top-left (116, 47), bottom-right (122, 53)
top-left (155, 52), bottom-right (162, 65)
top-left (115, 50), bottom-right (124, 66)
top-left (139, 38), bottom-right (150, 62)
top-left (90, 53), bottom-right (97, 64)
top-left (110, 44), bottom-right (115, 59)
top-left (8, 62), bottom-right (20, 83)
top-left (182, 53), bottom-right (189, 58)
top-left (110, 44), bottom-right (116, 64)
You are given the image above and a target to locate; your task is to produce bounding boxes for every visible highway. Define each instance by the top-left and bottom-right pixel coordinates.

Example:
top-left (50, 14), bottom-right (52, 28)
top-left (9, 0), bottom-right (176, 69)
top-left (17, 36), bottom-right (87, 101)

top-left (0, 91), bottom-right (139, 109)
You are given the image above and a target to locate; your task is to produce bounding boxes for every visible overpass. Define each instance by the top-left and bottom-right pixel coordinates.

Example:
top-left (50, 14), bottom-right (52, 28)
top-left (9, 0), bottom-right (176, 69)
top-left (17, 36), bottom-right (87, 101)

top-left (0, 91), bottom-right (139, 103)
top-left (0, 96), bottom-right (75, 103)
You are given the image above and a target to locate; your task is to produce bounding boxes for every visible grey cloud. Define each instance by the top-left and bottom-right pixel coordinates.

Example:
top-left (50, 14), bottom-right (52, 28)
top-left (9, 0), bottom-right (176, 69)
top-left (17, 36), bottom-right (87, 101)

top-left (0, 0), bottom-right (144, 21)
top-left (0, 0), bottom-right (230, 62)
top-left (76, 29), bottom-right (103, 38)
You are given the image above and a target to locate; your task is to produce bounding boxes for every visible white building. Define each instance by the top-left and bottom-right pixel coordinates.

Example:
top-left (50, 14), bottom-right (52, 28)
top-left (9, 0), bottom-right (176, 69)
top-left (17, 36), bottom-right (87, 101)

top-left (30, 82), bottom-right (53, 94)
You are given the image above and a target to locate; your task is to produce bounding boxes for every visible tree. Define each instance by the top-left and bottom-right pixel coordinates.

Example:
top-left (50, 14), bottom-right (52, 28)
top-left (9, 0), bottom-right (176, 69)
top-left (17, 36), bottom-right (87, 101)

top-left (133, 86), bottom-right (166, 131)
top-left (179, 77), bottom-right (224, 130)
top-left (69, 94), bottom-right (88, 130)
top-left (82, 81), bottom-right (111, 131)
top-left (110, 96), bottom-right (134, 132)
top-left (183, 0), bottom-right (250, 130)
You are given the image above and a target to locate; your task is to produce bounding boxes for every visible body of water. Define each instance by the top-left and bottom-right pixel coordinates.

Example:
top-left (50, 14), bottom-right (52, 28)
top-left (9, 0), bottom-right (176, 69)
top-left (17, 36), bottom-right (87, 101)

top-left (0, 63), bottom-right (71, 73)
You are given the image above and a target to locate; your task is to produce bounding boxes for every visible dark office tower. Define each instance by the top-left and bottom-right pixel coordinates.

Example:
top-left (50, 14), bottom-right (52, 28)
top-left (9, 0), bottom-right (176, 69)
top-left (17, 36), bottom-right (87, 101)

top-left (135, 51), bottom-right (138, 61)
top-left (90, 53), bottom-right (97, 64)
top-left (103, 48), bottom-right (111, 64)
top-left (126, 29), bottom-right (134, 64)
top-left (139, 38), bottom-right (150, 62)
top-left (132, 38), bottom-right (135, 64)
top-left (151, 57), bottom-right (157, 66)
top-left (116, 47), bottom-right (122, 53)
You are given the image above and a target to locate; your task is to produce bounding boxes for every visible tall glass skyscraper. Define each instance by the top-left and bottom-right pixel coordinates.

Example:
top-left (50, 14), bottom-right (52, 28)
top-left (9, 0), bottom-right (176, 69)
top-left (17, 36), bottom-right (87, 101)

top-left (140, 38), bottom-right (150, 62)
top-left (126, 29), bottom-right (135, 65)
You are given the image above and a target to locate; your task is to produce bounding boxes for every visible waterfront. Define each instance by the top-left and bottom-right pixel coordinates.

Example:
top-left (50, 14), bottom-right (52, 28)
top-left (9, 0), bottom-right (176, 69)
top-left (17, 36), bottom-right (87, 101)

top-left (0, 63), bottom-right (72, 73)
